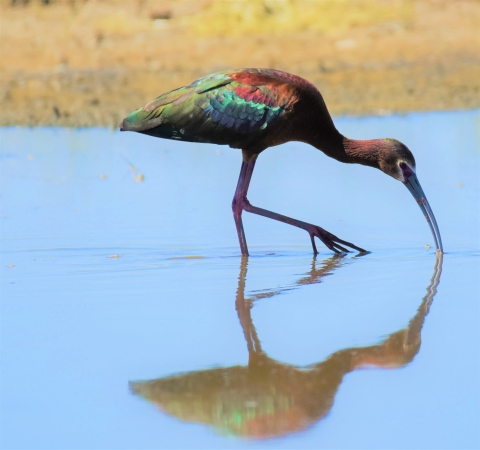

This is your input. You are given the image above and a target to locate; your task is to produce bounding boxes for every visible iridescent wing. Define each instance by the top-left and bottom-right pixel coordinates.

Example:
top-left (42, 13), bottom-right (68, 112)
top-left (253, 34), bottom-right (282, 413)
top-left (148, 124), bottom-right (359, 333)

top-left (120, 69), bottom-right (301, 148)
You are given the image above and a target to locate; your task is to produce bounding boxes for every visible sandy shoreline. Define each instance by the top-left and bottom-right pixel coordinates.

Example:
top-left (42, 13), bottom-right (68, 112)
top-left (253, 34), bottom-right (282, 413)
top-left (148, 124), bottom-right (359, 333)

top-left (1, 0), bottom-right (479, 127)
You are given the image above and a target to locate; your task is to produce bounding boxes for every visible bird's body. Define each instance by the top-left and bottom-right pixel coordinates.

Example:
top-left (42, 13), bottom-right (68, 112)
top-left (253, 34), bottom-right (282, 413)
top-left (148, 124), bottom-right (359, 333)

top-left (122, 68), bottom-right (338, 159)
top-left (121, 68), bottom-right (443, 255)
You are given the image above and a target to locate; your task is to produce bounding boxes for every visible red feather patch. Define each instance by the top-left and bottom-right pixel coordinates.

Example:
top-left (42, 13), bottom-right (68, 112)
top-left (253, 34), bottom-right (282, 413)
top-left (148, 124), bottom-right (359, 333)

top-left (232, 72), bottom-right (285, 87)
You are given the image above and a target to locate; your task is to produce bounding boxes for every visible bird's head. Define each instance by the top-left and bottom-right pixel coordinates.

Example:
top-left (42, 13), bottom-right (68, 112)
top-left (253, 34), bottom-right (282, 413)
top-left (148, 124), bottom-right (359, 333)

top-left (377, 138), bottom-right (416, 182)
top-left (377, 138), bottom-right (443, 253)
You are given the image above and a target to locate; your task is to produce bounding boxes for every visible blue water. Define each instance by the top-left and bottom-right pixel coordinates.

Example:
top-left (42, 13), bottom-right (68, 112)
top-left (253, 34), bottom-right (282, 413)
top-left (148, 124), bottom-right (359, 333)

top-left (1, 110), bottom-right (479, 449)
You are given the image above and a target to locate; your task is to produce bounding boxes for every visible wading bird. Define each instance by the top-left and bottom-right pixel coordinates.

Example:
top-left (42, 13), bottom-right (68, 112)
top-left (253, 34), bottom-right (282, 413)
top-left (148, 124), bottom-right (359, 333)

top-left (120, 68), bottom-right (443, 256)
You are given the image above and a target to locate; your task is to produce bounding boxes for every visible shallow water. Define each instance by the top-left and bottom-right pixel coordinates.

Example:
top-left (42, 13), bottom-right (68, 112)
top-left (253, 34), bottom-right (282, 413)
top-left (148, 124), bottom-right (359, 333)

top-left (1, 110), bottom-right (479, 449)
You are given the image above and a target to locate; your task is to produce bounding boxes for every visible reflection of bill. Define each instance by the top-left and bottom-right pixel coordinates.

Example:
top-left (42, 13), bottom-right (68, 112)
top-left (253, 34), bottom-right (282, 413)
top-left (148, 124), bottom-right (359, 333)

top-left (130, 255), bottom-right (443, 439)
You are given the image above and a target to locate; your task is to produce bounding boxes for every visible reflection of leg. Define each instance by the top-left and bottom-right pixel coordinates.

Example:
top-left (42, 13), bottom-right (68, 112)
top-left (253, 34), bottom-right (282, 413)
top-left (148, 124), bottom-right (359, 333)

top-left (235, 257), bottom-right (262, 355)
top-left (296, 255), bottom-right (346, 286)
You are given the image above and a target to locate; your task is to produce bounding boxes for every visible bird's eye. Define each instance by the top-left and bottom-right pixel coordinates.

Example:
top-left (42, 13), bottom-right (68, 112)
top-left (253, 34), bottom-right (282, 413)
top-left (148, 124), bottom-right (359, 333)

top-left (399, 161), bottom-right (415, 180)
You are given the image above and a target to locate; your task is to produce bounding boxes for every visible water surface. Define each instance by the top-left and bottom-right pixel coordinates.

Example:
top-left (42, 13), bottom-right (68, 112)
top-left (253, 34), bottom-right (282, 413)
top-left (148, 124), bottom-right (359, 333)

top-left (1, 110), bottom-right (479, 449)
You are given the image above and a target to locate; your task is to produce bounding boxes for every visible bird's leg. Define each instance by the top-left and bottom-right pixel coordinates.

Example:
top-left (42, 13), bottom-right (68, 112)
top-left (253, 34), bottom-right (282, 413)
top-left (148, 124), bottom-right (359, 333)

top-left (233, 154), bottom-right (367, 255)
top-left (244, 203), bottom-right (367, 254)
top-left (232, 157), bottom-right (256, 256)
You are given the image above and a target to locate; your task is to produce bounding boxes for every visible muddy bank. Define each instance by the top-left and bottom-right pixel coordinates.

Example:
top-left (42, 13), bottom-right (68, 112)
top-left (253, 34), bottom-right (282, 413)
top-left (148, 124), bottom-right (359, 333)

top-left (1, 0), bottom-right (479, 127)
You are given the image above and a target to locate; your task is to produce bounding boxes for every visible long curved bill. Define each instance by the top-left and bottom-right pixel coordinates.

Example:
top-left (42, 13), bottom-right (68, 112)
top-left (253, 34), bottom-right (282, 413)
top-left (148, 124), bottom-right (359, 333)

top-left (403, 172), bottom-right (443, 253)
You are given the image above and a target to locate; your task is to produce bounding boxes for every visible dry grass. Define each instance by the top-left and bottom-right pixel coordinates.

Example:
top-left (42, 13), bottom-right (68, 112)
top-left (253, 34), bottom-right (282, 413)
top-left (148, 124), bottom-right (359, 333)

top-left (186, 0), bottom-right (414, 36)
top-left (1, 0), bottom-right (479, 126)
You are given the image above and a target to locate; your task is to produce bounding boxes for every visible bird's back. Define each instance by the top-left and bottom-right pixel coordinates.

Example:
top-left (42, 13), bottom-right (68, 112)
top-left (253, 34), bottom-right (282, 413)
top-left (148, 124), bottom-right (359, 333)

top-left (120, 68), bottom-right (336, 154)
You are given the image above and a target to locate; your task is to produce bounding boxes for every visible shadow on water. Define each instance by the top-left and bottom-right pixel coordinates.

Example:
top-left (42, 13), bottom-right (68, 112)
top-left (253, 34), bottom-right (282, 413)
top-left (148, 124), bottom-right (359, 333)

top-left (129, 254), bottom-right (443, 439)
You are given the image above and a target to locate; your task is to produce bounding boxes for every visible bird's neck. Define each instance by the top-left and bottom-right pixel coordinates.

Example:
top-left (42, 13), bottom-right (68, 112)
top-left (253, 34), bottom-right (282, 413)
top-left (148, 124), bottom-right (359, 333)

top-left (341, 137), bottom-right (384, 169)
top-left (309, 134), bottom-right (383, 170)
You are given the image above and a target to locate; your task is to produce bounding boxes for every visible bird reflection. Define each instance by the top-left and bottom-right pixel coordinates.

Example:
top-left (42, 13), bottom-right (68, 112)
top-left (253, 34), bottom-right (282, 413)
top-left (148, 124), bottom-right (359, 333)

top-left (130, 255), bottom-right (442, 439)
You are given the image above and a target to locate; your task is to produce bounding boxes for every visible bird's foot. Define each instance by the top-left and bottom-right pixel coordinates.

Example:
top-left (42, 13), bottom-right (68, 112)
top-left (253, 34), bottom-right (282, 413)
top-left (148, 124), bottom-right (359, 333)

top-left (308, 225), bottom-right (368, 255)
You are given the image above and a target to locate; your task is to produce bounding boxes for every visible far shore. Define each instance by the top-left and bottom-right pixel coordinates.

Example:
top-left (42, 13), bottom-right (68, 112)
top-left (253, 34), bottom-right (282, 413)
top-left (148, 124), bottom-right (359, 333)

top-left (1, 0), bottom-right (479, 127)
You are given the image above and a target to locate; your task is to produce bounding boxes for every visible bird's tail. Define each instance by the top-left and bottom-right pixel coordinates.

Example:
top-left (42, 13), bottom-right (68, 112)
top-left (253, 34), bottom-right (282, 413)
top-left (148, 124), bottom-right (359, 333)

top-left (119, 106), bottom-right (165, 132)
